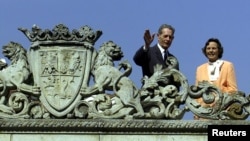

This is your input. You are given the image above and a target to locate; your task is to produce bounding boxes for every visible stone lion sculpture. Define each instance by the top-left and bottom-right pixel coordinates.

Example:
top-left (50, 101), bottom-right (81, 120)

top-left (81, 41), bottom-right (144, 118)
top-left (0, 42), bottom-right (40, 114)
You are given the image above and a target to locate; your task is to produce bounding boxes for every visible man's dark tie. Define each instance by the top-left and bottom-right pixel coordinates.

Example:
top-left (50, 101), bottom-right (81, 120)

top-left (163, 50), bottom-right (167, 61)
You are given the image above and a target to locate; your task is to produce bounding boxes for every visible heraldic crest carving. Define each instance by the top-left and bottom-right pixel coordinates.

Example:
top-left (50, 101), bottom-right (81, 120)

top-left (0, 24), bottom-right (250, 120)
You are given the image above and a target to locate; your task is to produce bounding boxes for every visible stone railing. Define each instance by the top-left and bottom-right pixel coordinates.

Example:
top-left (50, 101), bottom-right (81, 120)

top-left (0, 24), bottom-right (249, 120)
top-left (0, 23), bottom-right (250, 141)
top-left (1, 119), bottom-right (250, 141)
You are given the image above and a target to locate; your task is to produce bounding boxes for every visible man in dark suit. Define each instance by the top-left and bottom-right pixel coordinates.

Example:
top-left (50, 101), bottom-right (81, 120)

top-left (133, 24), bottom-right (179, 78)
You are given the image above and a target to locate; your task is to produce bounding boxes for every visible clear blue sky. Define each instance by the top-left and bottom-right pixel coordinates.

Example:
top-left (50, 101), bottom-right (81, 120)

top-left (1, 0), bottom-right (250, 119)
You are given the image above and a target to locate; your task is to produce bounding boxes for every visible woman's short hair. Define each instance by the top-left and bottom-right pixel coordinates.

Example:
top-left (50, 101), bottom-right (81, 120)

top-left (202, 38), bottom-right (224, 59)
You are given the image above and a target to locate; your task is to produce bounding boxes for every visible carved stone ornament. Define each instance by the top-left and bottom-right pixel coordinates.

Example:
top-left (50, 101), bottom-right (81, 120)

top-left (0, 24), bottom-right (249, 121)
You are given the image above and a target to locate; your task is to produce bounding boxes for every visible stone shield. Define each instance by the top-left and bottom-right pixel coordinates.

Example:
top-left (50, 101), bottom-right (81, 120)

top-left (29, 45), bottom-right (95, 117)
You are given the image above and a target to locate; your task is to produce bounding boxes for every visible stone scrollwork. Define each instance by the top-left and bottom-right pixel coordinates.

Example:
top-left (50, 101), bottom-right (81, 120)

top-left (0, 24), bottom-right (249, 120)
top-left (186, 81), bottom-right (250, 120)
top-left (140, 64), bottom-right (189, 119)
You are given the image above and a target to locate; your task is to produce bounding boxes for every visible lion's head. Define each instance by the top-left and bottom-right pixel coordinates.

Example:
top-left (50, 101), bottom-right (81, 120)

top-left (2, 41), bottom-right (27, 64)
top-left (93, 41), bottom-right (124, 70)
top-left (98, 41), bottom-right (124, 61)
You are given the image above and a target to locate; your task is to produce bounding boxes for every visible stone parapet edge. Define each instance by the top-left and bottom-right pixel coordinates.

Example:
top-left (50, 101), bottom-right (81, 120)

top-left (0, 119), bottom-right (249, 134)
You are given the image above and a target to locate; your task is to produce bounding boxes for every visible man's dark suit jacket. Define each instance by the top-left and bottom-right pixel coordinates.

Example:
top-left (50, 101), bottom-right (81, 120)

top-left (133, 45), bottom-right (179, 77)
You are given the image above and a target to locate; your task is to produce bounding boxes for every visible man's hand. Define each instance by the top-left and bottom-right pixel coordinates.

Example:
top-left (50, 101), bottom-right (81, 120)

top-left (144, 29), bottom-right (155, 50)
